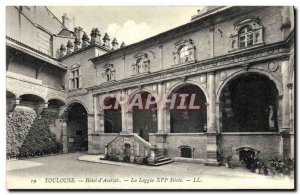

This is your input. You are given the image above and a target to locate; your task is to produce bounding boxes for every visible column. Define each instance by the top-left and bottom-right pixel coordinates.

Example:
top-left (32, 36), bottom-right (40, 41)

top-left (280, 59), bottom-right (291, 158)
top-left (206, 72), bottom-right (219, 165)
top-left (126, 111), bottom-right (133, 133)
top-left (94, 96), bottom-right (101, 132)
top-left (121, 90), bottom-right (127, 132)
top-left (281, 60), bottom-right (290, 132)
top-left (209, 27), bottom-right (214, 58)
top-left (61, 120), bottom-right (68, 153)
top-left (207, 72), bottom-right (216, 132)
top-left (157, 83), bottom-right (165, 133)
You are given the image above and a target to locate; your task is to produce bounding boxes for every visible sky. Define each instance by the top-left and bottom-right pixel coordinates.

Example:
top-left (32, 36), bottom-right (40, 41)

top-left (48, 6), bottom-right (205, 45)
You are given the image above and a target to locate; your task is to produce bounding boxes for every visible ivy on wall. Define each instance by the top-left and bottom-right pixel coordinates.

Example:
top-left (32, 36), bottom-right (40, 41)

top-left (6, 106), bottom-right (62, 159)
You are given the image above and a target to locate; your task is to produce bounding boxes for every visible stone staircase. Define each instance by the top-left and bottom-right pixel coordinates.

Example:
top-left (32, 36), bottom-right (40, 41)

top-left (148, 148), bottom-right (174, 166)
top-left (105, 133), bottom-right (173, 166)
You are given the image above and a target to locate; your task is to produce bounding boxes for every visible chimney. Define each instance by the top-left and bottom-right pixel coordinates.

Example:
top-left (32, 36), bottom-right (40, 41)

top-left (62, 13), bottom-right (70, 30)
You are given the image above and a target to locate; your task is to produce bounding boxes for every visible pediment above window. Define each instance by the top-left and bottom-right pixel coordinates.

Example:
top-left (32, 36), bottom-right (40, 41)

top-left (71, 63), bottom-right (80, 70)
top-left (230, 17), bottom-right (264, 52)
top-left (132, 53), bottom-right (150, 75)
top-left (172, 38), bottom-right (196, 65)
top-left (102, 64), bottom-right (116, 81)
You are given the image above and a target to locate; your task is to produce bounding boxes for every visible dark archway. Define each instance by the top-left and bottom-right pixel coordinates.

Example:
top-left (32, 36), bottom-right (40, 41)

top-left (220, 73), bottom-right (279, 132)
top-left (104, 97), bottom-right (122, 133)
top-left (170, 84), bottom-right (207, 133)
top-left (131, 91), bottom-right (158, 141)
top-left (67, 103), bottom-right (88, 152)
top-left (6, 90), bottom-right (16, 112)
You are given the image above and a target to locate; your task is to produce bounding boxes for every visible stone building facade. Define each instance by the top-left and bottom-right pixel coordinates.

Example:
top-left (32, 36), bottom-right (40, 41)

top-left (6, 6), bottom-right (295, 165)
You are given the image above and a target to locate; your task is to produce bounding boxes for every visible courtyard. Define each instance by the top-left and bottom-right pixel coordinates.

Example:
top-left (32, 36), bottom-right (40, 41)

top-left (6, 153), bottom-right (294, 189)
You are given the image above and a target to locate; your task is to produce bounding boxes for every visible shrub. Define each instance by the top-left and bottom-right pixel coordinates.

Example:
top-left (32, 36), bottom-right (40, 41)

top-left (6, 107), bottom-right (36, 158)
top-left (7, 107), bottom-right (62, 159)
top-left (268, 157), bottom-right (294, 176)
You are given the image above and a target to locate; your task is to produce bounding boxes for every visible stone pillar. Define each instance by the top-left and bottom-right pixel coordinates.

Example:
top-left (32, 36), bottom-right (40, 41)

top-left (121, 90), bottom-right (128, 132)
top-left (280, 60), bottom-right (291, 158)
top-left (209, 27), bottom-right (214, 58)
top-left (281, 6), bottom-right (292, 39)
top-left (281, 60), bottom-right (290, 132)
top-left (94, 96), bottom-right (101, 132)
top-left (206, 72), bottom-right (219, 165)
top-left (157, 83), bottom-right (165, 133)
top-left (126, 111), bottom-right (133, 133)
top-left (61, 120), bottom-right (68, 153)
top-left (207, 72), bottom-right (216, 132)
top-left (165, 109), bottom-right (171, 133)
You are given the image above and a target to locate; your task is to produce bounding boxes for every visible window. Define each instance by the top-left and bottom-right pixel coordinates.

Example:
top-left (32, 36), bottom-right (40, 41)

top-left (69, 65), bottom-right (81, 90)
top-left (179, 45), bottom-right (190, 63)
top-left (132, 53), bottom-right (150, 75)
top-left (105, 69), bottom-right (112, 81)
top-left (179, 146), bottom-right (194, 158)
top-left (172, 38), bottom-right (195, 65)
top-left (238, 25), bottom-right (254, 48)
top-left (102, 64), bottom-right (116, 81)
top-left (230, 17), bottom-right (264, 51)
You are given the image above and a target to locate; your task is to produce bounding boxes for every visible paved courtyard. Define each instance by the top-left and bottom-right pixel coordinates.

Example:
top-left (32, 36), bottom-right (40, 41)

top-left (6, 153), bottom-right (294, 189)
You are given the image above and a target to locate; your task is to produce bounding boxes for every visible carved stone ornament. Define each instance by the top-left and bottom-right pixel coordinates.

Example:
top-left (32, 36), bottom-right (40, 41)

top-left (172, 38), bottom-right (196, 65)
top-left (200, 74), bottom-right (207, 84)
top-left (219, 71), bottom-right (227, 81)
top-left (268, 60), bottom-right (278, 72)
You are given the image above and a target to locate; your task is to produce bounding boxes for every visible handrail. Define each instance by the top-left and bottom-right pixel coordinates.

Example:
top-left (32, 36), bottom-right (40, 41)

top-left (106, 133), bottom-right (155, 150)
top-left (132, 134), bottom-right (154, 149)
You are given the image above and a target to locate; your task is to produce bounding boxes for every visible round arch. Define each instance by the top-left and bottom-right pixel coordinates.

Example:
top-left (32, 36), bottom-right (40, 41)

top-left (216, 69), bottom-right (283, 103)
top-left (103, 96), bottom-right (122, 133)
top-left (218, 71), bottom-right (280, 132)
top-left (166, 80), bottom-right (209, 102)
top-left (65, 102), bottom-right (88, 152)
top-left (127, 88), bottom-right (159, 106)
top-left (65, 100), bottom-right (90, 115)
top-left (168, 82), bottom-right (207, 133)
top-left (128, 90), bottom-right (158, 141)
top-left (19, 93), bottom-right (46, 103)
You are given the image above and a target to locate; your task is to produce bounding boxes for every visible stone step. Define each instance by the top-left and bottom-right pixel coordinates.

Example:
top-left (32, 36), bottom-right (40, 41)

top-left (148, 159), bottom-right (174, 166)
top-left (157, 157), bottom-right (172, 163)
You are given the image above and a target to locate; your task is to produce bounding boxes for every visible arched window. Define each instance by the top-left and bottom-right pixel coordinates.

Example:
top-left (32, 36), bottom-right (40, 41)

top-left (230, 17), bottom-right (264, 51)
top-left (238, 25), bottom-right (254, 48)
top-left (179, 45), bottom-right (189, 63)
top-left (102, 64), bottom-right (116, 82)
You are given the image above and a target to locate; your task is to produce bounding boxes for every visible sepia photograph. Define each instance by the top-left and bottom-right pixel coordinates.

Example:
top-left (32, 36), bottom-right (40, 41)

top-left (5, 5), bottom-right (295, 190)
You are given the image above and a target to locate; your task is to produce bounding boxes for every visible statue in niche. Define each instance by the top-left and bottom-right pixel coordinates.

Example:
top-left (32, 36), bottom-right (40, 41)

top-left (268, 105), bottom-right (276, 130)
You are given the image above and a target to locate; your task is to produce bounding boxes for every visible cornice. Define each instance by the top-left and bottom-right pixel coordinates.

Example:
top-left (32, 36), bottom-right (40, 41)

top-left (88, 40), bottom-right (291, 95)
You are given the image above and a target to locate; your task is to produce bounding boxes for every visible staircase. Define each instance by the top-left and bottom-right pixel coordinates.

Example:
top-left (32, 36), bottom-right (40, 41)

top-left (105, 133), bottom-right (173, 166)
top-left (148, 148), bottom-right (174, 166)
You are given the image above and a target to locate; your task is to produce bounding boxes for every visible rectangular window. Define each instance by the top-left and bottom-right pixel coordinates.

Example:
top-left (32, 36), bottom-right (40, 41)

top-left (69, 68), bottom-right (81, 89)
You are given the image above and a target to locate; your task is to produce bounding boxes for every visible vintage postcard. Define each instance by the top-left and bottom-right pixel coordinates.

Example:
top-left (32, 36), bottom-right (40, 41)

top-left (6, 6), bottom-right (295, 190)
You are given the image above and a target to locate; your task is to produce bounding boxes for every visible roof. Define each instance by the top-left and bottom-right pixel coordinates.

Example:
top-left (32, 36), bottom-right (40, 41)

top-left (90, 6), bottom-right (231, 63)
top-left (6, 36), bottom-right (67, 70)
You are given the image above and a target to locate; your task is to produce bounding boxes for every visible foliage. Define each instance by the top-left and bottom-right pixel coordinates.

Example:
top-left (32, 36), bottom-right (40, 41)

top-left (6, 107), bottom-right (62, 159)
top-left (268, 157), bottom-right (294, 176)
top-left (6, 107), bottom-right (36, 158)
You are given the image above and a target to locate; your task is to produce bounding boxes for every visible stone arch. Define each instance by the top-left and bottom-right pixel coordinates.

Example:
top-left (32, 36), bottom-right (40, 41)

top-left (128, 90), bottom-right (158, 141)
top-left (6, 88), bottom-right (17, 98)
top-left (65, 99), bottom-right (90, 115)
top-left (63, 102), bottom-right (88, 152)
top-left (216, 68), bottom-right (283, 103)
top-left (127, 88), bottom-right (159, 106)
top-left (103, 96), bottom-right (122, 133)
top-left (166, 80), bottom-right (209, 102)
top-left (167, 82), bottom-right (207, 133)
top-left (217, 69), bottom-right (280, 132)
top-left (19, 93), bottom-right (46, 103)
